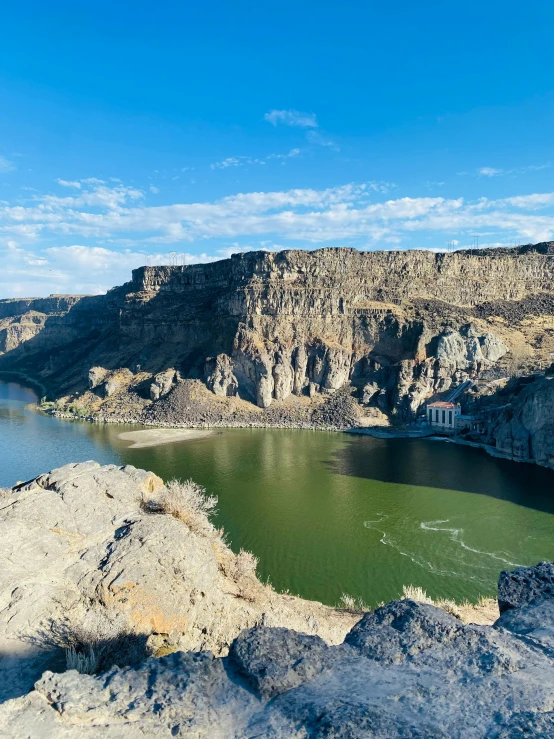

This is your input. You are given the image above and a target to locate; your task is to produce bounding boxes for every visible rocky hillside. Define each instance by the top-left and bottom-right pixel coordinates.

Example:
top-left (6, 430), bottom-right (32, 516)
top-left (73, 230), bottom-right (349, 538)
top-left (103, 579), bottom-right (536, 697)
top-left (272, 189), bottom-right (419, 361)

top-left (1, 462), bottom-right (554, 738)
top-left (1, 243), bottom-right (554, 427)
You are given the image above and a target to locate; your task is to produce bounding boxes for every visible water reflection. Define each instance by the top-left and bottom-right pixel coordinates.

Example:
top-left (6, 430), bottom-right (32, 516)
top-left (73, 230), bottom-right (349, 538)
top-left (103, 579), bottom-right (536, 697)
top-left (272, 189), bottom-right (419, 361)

top-left (327, 435), bottom-right (554, 514)
top-left (1, 381), bottom-right (554, 607)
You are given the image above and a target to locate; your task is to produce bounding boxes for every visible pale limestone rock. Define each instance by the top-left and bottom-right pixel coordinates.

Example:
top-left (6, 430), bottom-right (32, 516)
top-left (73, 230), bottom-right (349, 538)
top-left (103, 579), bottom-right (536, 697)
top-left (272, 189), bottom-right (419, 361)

top-left (255, 354), bottom-right (274, 408)
top-left (322, 347), bottom-right (351, 390)
top-left (361, 382), bottom-right (379, 405)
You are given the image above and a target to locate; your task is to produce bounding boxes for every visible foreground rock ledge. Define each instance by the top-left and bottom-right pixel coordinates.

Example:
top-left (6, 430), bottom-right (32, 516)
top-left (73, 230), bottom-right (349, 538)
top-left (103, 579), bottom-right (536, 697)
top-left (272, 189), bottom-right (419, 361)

top-left (1, 464), bottom-right (554, 737)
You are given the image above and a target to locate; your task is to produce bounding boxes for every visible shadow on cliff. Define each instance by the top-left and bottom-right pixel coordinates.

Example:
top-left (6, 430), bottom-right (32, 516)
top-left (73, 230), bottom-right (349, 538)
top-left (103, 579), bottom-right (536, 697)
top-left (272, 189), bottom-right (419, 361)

top-left (0, 277), bottom-right (242, 397)
top-left (0, 293), bottom-right (117, 396)
top-left (326, 435), bottom-right (554, 514)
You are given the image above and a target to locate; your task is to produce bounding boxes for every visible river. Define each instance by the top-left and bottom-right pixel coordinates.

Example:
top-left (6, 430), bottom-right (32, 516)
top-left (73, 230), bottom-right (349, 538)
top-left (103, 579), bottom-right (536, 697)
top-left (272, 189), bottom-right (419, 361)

top-left (1, 379), bottom-right (554, 608)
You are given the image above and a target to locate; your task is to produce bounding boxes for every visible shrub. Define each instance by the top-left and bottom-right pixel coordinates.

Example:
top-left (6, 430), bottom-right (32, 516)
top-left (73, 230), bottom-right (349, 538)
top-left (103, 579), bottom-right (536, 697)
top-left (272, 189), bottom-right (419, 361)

top-left (146, 478), bottom-right (218, 537)
top-left (235, 548), bottom-right (259, 577)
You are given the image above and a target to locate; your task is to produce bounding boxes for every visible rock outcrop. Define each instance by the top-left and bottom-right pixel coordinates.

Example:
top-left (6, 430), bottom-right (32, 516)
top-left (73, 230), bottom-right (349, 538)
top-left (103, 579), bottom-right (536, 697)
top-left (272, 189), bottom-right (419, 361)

top-left (1, 243), bottom-right (554, 425)
top-left (2, 498), bottom-right (554, 739)
top-left (487, 375), bottom-right (554, 468)
top-left (205, 354), bottom-right (238, 397)
top-left (0, 463), bottom-right (358, 706)
top-left (150, 368), bottom-right (178, 401)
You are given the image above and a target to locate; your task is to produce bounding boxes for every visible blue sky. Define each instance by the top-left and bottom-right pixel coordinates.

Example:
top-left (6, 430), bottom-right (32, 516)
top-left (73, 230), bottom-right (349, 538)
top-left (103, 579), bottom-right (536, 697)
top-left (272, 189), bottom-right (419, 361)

top-left (1, 1), bottom-right (554, 296)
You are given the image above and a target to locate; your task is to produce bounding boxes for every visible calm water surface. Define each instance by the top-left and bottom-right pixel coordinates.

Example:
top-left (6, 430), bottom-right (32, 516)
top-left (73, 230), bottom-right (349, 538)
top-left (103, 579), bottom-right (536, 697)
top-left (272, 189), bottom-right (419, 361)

top-left (2, 380), bottom-right (554, 607)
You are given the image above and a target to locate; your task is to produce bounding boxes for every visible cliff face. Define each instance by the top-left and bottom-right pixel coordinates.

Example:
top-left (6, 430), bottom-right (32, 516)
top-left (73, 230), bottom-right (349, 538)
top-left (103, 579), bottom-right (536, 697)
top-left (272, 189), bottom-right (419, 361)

top-left (0, 296), bottom-right (85, 354)
top-left (487, 375), bottom-right (554, 468)
top-left (1, 243), bottom-right (554, 422)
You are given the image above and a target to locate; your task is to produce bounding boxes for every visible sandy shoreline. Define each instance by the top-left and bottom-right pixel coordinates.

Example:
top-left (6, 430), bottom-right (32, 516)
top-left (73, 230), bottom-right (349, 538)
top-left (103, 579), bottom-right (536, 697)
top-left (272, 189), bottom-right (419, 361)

top-left (117, 428), bottom-right (216, 448)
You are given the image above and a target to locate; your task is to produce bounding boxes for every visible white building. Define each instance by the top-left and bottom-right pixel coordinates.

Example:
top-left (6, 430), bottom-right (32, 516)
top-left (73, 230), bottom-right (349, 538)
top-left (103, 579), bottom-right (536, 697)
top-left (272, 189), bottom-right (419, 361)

top-left (427, 401), bottom-right (461, 429)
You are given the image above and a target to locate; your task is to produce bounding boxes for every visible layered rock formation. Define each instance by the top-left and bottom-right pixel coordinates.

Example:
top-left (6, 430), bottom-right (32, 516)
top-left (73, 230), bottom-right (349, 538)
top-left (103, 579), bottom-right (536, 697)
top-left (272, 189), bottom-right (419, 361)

top-left (2, 463), bottom-right (554, 737)
top-left (0, 295), bottom-right (85, 355)
top-left (486, 374), bottom-right (554, 468)
top-left (1, 243), bottom-right (554, 425)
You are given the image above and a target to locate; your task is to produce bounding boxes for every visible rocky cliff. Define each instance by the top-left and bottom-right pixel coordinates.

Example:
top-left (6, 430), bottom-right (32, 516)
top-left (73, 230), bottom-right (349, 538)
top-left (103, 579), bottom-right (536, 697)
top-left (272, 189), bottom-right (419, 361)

top-left (2, 462), bottom-right (554, 738)
top-left (1, 243), bottom-right (554, 427)
top-left (486, 374), bottom-right (554, 468)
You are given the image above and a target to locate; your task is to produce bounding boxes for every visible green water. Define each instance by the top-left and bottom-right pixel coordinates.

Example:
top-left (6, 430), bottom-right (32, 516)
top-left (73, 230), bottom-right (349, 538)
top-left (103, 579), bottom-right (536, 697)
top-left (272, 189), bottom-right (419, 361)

top-left (2, 380), bottom-right (554, 607)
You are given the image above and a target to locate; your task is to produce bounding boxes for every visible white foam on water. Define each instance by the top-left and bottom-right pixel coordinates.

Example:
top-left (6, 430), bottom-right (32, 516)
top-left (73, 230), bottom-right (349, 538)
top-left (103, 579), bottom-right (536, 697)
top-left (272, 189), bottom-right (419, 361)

top-left (363, 515), bottom-right (484, 583)
top-left (420, 519), bottom-right (522, 568)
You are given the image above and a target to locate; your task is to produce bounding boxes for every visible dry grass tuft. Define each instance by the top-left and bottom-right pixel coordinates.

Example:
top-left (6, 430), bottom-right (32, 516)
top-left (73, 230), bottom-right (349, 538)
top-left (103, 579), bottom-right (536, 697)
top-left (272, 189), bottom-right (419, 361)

top-left (32, 608), bottom-right (149, 675)
top-left (339, 593), bottom-right (369, 612)
top-left (402, 584), bottom-right (462, 618)
top-left (145, 478), bottom-right (219, 537)
top-left (401, 585), bottom-right (499, 624)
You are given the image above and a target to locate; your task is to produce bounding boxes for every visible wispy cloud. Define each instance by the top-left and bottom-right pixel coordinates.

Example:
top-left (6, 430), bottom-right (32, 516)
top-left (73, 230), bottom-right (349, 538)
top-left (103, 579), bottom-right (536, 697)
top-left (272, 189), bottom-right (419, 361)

top-left (264, 109), bottom-right (318, 128)
top-left (149, 185), bottom-right (160, 194)
top-left (478, 167), bottom-right (503, 178)
top-left (211, 148), bottom-right (301, 169)
top-left (306, 130), bottom-right (339, 151)
top-left (56, 179), bottom-right (82, 188)
top-left (0, 156), bottom-right (15, 173)
top-left (211, 156), bottom-right (251, 170)
top-left (475, 163), bottom-right (551, 178)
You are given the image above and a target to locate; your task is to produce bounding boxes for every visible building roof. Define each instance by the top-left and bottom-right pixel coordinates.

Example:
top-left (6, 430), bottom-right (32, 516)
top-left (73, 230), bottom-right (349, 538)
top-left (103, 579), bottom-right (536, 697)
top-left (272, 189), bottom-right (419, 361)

top-left (428, 401), bottom-right (456, 408)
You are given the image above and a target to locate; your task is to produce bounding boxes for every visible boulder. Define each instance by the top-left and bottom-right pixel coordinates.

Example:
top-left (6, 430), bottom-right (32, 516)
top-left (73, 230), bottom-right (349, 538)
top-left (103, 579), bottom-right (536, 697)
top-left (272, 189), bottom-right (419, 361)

top-left (497, 560), bottom-right (554, 613)
top-left (205, 355), bottom-right (238, 397)
top-left (88, 366), bottom-right (108, 390)
top-left (150, 369), bottom-right (177, 401)
top-left (6, 560), bottom-right (554, 737)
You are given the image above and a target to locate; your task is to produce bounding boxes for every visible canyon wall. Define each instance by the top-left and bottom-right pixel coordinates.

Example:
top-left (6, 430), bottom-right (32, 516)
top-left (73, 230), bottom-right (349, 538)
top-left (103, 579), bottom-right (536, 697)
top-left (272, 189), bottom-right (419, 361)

top-left (1, 243), bottom-right (554, 421)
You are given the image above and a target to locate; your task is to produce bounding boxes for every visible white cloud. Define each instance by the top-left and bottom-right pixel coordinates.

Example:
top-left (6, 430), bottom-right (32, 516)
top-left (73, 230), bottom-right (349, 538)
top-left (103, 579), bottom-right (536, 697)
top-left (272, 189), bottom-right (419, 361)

top-left (211, 157), bottom-right (244, 170)
top-left (264, 109), bottom-right (318, 128)
top-left (478, 167), bottom-right (503, 177)
top-left (56, 179), bottom-right (81, 188)
top-left (265, 148), bottom-right (301, 161)
top-left (477, 163), bottom-right (551, 178)
top-left (150, 185), bottom-right (160, 194)
top-left (0, 156), bottom-right (15, 173)
top-left (3, 178), bottom-right (554, 298)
